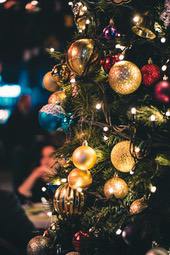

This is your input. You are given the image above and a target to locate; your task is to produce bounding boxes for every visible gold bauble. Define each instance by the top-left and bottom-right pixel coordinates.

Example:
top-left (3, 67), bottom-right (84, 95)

top-left (132, 26), bottom-right (156, 40)
top-left (67, 39), bottom-right (99, 76)
top-left (68, 168), bottom-right (92, 190)
top-left (129, 198), bottom-right (148, 215)
top-left (72, 145), bottom-right (97, 170)
top-left (48, 91), bottom-right (66, 105)
top-left (43, 71), bottom-right (61, 92)
top-left (53, 183), bottom-right (84, 215)
top-left (108, 61), bottom-right (142, 95)
top-left (104, 177), bottom-right (128, 199)
top-left (111, 140), bottom-right (135, 172)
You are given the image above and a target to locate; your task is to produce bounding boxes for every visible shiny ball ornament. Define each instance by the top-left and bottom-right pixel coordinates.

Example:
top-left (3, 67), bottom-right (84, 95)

top-left (72, 231), bottom-right (89, 252)
top-left (103, 24), bottom-right (117, 40)
top-left (104, 177), bottom-right (128, 199)
top-left (27, 235), bottom-right (50, 255)
top-left (53, 184), bottom-right (84, 215)
top-left (146, 247), bottom-right (169, 255)
top-left (68, 168), bottom-right (92, 190)
top-left (67, 39), bottom-right (99, 77)
top-left (109, 61), bottom-right (142, 95)
top-left (141, 64), bottom-right (161, 86)
top-left (155, 80), bottom-right (170, 104)
top-left (72, 145), bottom-right (97, 170)
top-left (111, 140), bottom-right (135, 172)
top-left (130, 198), bottom-right (148, 215)
top-left (43, 71), bottom-right (60, 92)
top-left (39, 104), bottom-right (71, 132)
top-left (48, 91), bottom-right (66, 105)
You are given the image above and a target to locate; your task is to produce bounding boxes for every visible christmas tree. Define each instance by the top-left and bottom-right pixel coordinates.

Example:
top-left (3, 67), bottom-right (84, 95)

top-left (28, 0), bottom-right (170, 254)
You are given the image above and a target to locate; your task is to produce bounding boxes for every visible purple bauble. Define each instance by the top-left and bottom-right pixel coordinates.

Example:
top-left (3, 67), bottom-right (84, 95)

top-left (103, 25), bottom-right (117, 40)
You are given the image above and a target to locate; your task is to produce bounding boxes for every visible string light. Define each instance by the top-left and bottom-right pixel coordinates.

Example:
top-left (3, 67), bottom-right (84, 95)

top-left (135, 146), bottom-right (140, 153)
top-left (119, 54), bottom-right (124, 61)
top-left (150, 184), bottom-right (157, 193)
top-left (31, 0), bottom-right (38, 5)
top-left (50, 47), bottom-right (55, 53)
top-left (150, 114), bottom-right (156, 122)
top-left (47, 211), bottom-right (52, 217)
top-left (96, 103), bottom-right (102, 110)
top-left (116, 229), bottom-right (122, 235)
top-left (162, 65), bottom-right (167, 71)
top-left (70, 77), bottom-right (76, 84)
top-left (0, 0), bottom-right (7, 3)
top-left (68, 1), bottom-right (73, 6)
top-left (131, 107), bottom-right (137, 115)
top-left (165, 110), bottom-right (170, 117)
top-left (42, 187), bottom-right (47, 192)
top-left (61, 178), bottom-right (67, 183)
top-left (130, 170), bottom-right (135, 175)
top-left (86, 19), bottom-right (90, 25)
top-left (160, 37), bottom-right (166, 43)
top-left (103, 126), bottom-right (109, 132)
top-left (103, 135), bottom-right (109, 141)
top-left (133, 14), bottom-right (143, 25)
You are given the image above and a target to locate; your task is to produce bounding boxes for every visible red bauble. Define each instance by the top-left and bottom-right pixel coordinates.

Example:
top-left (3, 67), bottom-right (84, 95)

top-left (72, 231), bottom-right (89, 252)
top-left (155, 80), bottom-right (170, 104)
top-left (141, 64), bottom-right (161, 86)
top-left (101, 54), bottom-right (121, 73)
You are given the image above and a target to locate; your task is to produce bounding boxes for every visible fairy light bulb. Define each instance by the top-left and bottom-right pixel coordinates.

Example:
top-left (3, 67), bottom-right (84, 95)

top-left (161, 37), bottom-right (166, 43)
top-left (82, 5), bottom-right (87, 11)
top-left (119, 54), bottom-right (124, 60)
top-left (150, 114), bottom-right (156, 122)
top-left (47, 211), bottom-right (52, 217)
top-left (86, 19), bottom-right (90, 25)
top-left (42, 187), bottom-right (47, 192)
top-left (131, 107), bottom-right (137, 115)
top-left (116, 229), bottom-right (122, 235)
top-left (31, 0), bottom-right (38, 5)
top-left (96, 103), bottom-right (102, 110)
top-left (50, 47), bottom-right (55, 53)
top-left (61, 178), bottom-right (67, 183)
top-left (130, 170), bottom-right (134, 175)
top-left (166, 110), bottom-right (170, 117)
top-left (70, 77), bottom-right (76, 84)
top-left (68, 1), bottom-right (73, 6)
top-left (133, 14), bottom-right (143, 25)
top-left (150, 184), bottom-right (157, 193)
top-left (103, 135), bottom-right (108, 141)
top-left (162, 65), bottom-right (167, 71)
top-left (103, 126), bottom-right (109, 132)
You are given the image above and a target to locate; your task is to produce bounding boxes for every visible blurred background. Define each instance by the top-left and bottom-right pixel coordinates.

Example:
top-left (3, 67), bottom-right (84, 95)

top-left (0, 0), bottom-right (73, 191)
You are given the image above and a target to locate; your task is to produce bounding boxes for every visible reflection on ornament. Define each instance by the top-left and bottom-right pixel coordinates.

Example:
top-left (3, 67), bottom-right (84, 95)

top-left (155, 80), bottom-right (170, 104)
top-left (39, 104), bottom-right (71, 132)
top-left (104, 177), bottom-right (128, 199)
top-left (27, 235), bottom-right (50, 255)
top-left (72, 145), bottom-right (97, 170)
top-left (48, 91), bottom-right (66, 105)
top-left (68, 168), bottom-right (92, 190)
top-left (141, 64), bottom-right (161, 86)
top-left (109, 61), bottom-right (142, 95)
top-left (43, 72), bottom-right (59, 92)
top-left (146, 247), bottom-right (169, 255)
top-left (53, 184), bottom-right (84, 215)
top-left (111, 140), bottom-right (135, 172)
top-left (130, 198), bottom-right (148, 215)
top-left (65, 252), bottom-right (80, 255)
top-left (67, 39), bottom-right (99, 76)
top-left (132, 26), bottom-right (156, 40)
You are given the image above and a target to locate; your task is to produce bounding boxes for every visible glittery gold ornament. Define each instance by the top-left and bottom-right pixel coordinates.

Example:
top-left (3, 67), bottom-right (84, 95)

top-left (72, 144), bottom-right (97, 170)
top-left (43, 72), bottom-right (59, 92)
top-left (68, 168), bottom-right (92, 190)
top-left (111, 140), bottom-right (135, 172)
top-left (67, 39), bottom-right (99, 76)
top-left (53, 183), bottom-right (84, 215)
top-left (130, 198), bottom-right (148, 215)
top-left (27, 235), bottom-right (50, 255)
top-left (48, 91), bottom-right (66, 105)
top-left (108, 61), bottom-right (142, 95)
top-left (104, 177), bottom-right (128, 199)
